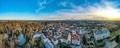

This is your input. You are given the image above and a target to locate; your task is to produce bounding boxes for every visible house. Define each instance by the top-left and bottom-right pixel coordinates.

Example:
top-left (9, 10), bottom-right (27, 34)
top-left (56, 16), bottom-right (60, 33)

top-left (85, 33), bottom-right (95, 48)
top-left (79, 27), bottom-right (89, 34)
top-left (59, 38), bottom-right (68, 44)
top-left (71, 35), bottom-right (81, 46)
top-left (67, 33), bottom-right (71, 43)
top-left (71, 35), bottom-right (82, 48)
top-left (50, 37), bottom-right (59, 45)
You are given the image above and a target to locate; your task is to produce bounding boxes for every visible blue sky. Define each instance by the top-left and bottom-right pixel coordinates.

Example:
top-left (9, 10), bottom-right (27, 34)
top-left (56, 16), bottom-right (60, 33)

top-left (0, 0), bottom-right (120, 20)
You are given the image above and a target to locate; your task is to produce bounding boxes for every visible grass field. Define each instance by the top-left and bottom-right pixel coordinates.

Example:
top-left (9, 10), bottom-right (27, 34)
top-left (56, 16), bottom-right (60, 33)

top-left (111, 29), bottom-right (120, 48)
top-left (111, 29), bottom-right (120, 37)
top-left (114, 44), bottom-right (120, 48)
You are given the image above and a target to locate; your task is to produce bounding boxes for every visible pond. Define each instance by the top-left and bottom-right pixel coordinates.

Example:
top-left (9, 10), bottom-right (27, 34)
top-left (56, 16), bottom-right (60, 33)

top-left (17, 34), bottom-right (26, 46)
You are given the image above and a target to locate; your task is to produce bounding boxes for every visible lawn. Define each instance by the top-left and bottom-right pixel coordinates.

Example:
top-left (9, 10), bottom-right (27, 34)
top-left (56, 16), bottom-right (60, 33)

top-left (111, 29), bottom-right (120, 37)
top-left (111, 29), bottom-right (120, 48)
top-left (114, 44), bottom-right (120, 48)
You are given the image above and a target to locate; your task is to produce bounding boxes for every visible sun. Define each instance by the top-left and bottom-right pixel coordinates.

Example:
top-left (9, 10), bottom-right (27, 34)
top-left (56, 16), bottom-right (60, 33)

top-left (96, 8), bottom-right (120, 20)
top-left (101, 9), bottom-right (120, 18)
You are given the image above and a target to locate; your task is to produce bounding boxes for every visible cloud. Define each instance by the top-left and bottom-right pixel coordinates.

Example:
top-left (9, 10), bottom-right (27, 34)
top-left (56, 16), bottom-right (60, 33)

top-left (35, 0), bottom-right (47, 13)
top-left (45, 0), bottom-right (120, 20)
top-left (60, 1), bottom-right (69, 7)
top-left (0, 13), bottom-right (45, 20)
top-left (39, 0), bottom-right (47, 7)
top-left (35, 0), bottom-right (54, 13)
top-left (47, 12), bottom-right (105, 20)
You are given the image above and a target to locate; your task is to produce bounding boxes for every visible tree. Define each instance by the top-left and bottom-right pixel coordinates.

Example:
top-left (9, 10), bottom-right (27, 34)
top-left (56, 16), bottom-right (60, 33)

top-left (116, 35), bottom-right (120, 43)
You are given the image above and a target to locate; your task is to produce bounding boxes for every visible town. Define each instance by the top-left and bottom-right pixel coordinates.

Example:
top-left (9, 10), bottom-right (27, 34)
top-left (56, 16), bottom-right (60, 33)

top-left (0, 20), bottom-right (120, 48)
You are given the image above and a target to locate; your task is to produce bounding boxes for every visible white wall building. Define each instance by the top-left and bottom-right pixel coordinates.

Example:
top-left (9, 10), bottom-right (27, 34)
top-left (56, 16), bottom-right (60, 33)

top-left (93, 28), bottom-right (110, 40)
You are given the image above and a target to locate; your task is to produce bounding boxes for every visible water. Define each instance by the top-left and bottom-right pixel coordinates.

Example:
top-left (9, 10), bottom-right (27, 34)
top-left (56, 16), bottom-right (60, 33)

top-left (17, 34), bottom-right (26, 46)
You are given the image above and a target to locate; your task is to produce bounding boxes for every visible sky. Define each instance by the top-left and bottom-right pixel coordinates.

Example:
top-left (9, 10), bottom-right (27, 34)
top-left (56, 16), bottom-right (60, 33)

top-left (0, 0), bottom-right (120, 20)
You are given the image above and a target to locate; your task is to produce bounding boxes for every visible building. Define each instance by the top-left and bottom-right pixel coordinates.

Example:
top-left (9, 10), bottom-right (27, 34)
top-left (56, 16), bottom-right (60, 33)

top-left (71, 35), bottom-right (81, 45)
top-left (85, 33), bottom-right (95, 48)
top-left (40, 33), bottom-right (54, 48)
top-left (51, 37), bottom-right (59, 45)
top-left (59, 38), bottom-right (68, 44)
top-left (67, 33), bottom-right (71, 44)
top-left (71, 35), bottom-right (82, 48)
top-left (44, 40), bottom-right (54, 48)
top-left (93, 28), bottom-right (110, 40)
top-left (79, 27), bottom-right (89, 34)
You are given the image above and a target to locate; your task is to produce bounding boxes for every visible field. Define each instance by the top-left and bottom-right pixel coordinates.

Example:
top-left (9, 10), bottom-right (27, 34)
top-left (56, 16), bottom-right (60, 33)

top-left (111, 29), bottom-right (120, 48)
